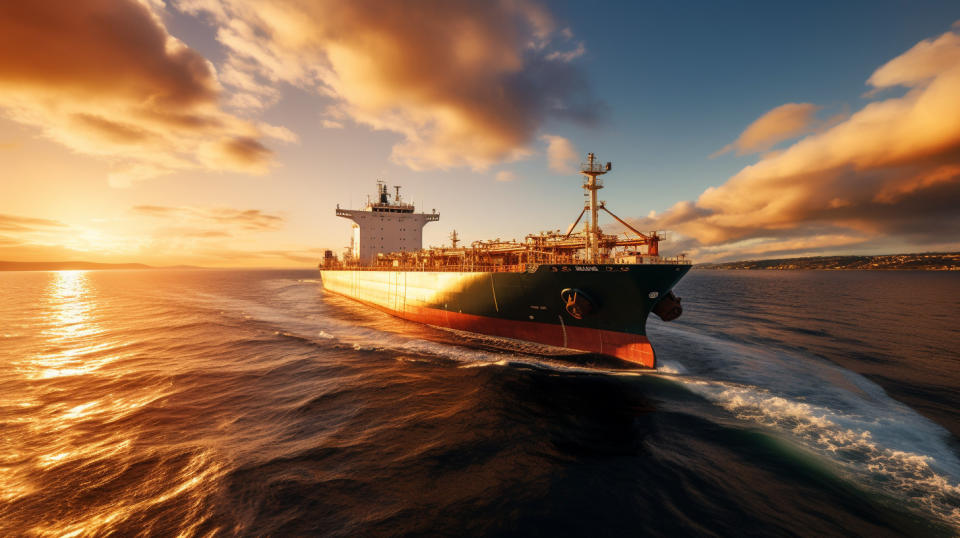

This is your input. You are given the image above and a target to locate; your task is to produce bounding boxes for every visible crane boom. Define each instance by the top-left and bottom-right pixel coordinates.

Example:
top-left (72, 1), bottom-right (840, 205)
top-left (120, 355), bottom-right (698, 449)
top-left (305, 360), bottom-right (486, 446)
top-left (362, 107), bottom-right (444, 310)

top-left (565, 207), bottom-right (587, 239)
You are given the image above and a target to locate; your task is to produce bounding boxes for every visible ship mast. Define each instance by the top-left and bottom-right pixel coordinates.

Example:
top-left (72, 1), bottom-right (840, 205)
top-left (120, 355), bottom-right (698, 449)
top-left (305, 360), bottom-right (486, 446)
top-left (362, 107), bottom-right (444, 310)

top-left (580, 153), bottom-right (611, 262)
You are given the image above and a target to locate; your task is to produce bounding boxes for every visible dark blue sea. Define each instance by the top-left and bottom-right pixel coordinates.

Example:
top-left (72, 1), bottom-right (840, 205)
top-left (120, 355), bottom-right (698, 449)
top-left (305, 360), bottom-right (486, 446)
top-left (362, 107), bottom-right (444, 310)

top-left (1, 268), bottom-right (958, 536)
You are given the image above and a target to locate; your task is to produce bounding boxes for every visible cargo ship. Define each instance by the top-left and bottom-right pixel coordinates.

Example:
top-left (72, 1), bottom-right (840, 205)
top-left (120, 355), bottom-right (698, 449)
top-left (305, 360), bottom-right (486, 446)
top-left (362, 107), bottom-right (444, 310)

top-left (319, 153), bottom-right (690, 368)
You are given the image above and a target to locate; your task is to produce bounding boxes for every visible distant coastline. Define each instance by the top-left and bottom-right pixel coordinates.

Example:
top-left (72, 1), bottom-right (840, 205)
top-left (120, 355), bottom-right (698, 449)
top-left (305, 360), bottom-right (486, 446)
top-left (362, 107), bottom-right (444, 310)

top-left (0, 261), bottom-right (203, 272)
top-left (697, 252), bottom-right (960, 271)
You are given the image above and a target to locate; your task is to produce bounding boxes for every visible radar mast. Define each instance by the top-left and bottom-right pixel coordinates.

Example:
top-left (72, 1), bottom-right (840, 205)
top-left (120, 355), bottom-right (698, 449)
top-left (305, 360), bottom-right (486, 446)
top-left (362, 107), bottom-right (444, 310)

top-left (580, 153), bottom-right (611, 262)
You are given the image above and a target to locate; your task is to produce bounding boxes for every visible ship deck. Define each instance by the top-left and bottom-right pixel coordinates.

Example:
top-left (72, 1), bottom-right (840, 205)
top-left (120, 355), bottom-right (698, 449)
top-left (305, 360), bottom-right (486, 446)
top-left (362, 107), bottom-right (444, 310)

top-left (329, 259), bottom-right (691, 273)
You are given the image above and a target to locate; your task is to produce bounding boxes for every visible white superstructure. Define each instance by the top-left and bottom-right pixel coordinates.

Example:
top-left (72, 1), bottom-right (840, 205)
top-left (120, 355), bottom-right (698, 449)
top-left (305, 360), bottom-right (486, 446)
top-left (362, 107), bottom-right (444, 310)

top-left (335, 181), bottom-right (439, 263)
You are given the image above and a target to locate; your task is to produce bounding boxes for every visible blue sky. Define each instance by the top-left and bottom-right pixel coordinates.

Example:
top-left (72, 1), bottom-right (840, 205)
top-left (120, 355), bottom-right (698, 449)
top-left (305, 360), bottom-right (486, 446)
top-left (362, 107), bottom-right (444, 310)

top-left (546, 1), bottom-right (960, 207)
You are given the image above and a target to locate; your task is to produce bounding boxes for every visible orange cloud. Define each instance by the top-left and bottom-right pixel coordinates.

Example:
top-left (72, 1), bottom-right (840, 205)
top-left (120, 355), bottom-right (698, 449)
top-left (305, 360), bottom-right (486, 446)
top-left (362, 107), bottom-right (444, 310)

top-left (697, 234), bottom-right (869, 261)
top-left (646, 26), bottom-right (960, 260)
top-left (0, 205), bottom-right (304, 266)
top-left (132, 205), bottom-right (285, 230)
top-left (0, 1), bottom-right (289, 186)
top-left (0, 213), bottom-right (122, 260)
top-left (712, 103), bottom-right (823, 157)
top-left (867, 30), bottom-right (960, 89)
top-left (178, 0), bottom-right (597, 170)
top-left (0, 214), bottom-right (66, 233)
top-left (199, 247), bottom-right (327, 264)
top-left (0, 213), bottom-right (72, 253)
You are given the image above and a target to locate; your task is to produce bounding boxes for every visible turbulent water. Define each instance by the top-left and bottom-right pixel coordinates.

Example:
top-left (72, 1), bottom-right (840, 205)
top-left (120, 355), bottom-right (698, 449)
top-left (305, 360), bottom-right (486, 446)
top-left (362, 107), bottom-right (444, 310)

top-left (1, 268), bottom-right (958, 536)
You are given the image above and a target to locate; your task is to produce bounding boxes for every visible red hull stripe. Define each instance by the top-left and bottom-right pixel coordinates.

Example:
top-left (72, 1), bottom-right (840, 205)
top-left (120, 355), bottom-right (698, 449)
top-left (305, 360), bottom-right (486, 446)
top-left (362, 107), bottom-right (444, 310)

top-left (325, 289), bottom-right (655, 368)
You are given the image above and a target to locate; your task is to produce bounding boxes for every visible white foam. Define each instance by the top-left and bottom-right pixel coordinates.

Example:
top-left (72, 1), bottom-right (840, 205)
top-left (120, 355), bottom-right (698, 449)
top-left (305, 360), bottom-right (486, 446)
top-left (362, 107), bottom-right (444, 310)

top-left (656, 323), bottom-right (960, 528)
top-left (655, 360), bottom-right (687, 375)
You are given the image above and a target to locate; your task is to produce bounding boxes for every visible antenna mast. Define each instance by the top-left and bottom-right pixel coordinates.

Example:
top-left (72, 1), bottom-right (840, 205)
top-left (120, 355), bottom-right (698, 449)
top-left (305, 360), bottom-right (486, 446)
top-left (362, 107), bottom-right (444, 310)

top-left (580, 152), bottom-right (611, 262)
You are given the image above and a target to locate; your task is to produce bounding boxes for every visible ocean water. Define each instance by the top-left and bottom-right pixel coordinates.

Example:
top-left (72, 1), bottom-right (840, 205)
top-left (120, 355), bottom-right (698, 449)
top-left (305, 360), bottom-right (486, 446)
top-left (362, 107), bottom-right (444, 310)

top-left (0, 268), bottom-right (958, 536)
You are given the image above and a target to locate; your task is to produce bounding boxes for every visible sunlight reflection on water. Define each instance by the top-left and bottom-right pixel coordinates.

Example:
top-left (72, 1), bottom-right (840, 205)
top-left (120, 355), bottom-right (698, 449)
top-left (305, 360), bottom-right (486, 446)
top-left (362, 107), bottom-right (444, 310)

top-left (28, 271), bottom-right (113, 379)
top-left (0, 271), bottom-right (226, 536)
top-left (0, 269), bottom-right (956, 536)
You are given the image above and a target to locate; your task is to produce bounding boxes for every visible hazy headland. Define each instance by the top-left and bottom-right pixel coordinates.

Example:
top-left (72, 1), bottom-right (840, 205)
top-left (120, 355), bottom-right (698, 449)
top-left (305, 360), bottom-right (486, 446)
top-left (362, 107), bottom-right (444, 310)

top-left (697, 252), bottom-right (960, 271)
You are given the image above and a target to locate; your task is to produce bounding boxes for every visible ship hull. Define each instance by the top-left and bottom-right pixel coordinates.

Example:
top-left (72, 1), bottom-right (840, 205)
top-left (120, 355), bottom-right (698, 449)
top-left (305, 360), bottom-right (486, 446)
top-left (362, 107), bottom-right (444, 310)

top-left (319, 264), bottom-right (690, 368)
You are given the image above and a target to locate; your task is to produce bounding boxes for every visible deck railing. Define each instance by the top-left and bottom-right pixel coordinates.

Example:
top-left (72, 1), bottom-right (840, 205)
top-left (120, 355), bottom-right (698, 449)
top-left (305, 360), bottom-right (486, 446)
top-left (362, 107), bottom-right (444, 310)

top-left (324, 256), bottom-right (691, 272)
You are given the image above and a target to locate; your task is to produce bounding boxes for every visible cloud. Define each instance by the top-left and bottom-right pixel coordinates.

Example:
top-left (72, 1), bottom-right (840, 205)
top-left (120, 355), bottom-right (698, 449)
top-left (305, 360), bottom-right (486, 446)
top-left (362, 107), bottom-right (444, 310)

top-left (130, 205), bottom-right (176, 217)
top-left (0, 214), bottom-right (72, 257)
top-left (132, 205), bottom-right (285, 230)
top-left (0, 214), bottom-right (66, 233)
top-left (0, 0), bottom-right (291, 185)
top-left (712, 103), bottom-right (823, 157)
top-left (177, 0), bottom-right (599, 171)
top-left (867, 30), bottom-right (960, 89)
top-left (184, 230), bottom-right (233, 238)
top-left (257, 122), bottom-right (298, 143)
top-left (694, 233), bottom-right (869, 260)
top-left (0, 208), bottom-right (308, 267)
top-left (540, 134), bottom-right (578, 174)
top-left (256, 248), bottom-right (327, 263)
top-left (546, 42), bottom-right (585, 63)
top-left (644, 26), bottom-right (960, 261)
top-left (494, 170), bottom-right (517, 182)
top-left (201, 137), bottom-right (273, 171)
top-left (0, 242), bottom-right (93, 262)
top-left (0, 234), bottom-right (319, 267)
top-left (196, 246), bottom-right (326, 264)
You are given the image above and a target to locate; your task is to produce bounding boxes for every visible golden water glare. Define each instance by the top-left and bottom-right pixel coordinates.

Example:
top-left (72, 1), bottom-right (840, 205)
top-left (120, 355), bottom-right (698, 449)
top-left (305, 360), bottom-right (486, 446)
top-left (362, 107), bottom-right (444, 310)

top-left (29, 271), bottom-right (112, 379)
top-left (0, 271), bottom-right (226, 536)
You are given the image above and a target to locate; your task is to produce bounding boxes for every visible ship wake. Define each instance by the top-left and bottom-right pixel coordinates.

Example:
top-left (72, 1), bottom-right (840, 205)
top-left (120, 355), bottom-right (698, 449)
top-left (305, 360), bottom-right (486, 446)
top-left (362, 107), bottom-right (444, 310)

top-left (202, 277), bottom-right (960, 529)
top-left (649, 323), bottom-right (960, 529)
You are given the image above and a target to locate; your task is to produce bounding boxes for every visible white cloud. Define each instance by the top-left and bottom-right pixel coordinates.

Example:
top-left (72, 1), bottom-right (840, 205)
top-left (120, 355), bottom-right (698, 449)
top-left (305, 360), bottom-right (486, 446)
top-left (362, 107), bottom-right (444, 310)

top-left (546, 42), bottom-right (585, 63)
top-left (540, 134), bottom-right (578, 174)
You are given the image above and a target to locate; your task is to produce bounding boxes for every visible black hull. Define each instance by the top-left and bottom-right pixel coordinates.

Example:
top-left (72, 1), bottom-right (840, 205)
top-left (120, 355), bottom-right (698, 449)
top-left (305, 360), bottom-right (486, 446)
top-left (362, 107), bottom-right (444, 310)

top-left (320, 263), bottom-right (691, 367)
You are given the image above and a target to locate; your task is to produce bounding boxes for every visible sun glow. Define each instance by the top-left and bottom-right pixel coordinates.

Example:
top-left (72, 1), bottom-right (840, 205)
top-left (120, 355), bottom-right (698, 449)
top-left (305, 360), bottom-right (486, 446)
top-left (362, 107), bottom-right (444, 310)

top-left (59, 226), bottom-right (135, 255)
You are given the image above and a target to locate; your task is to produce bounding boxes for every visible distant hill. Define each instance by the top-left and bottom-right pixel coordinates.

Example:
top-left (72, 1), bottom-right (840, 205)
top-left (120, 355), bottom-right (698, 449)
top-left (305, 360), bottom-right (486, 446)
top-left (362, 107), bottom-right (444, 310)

top-left (697, 252), bottom-right (960, 271)
top-left (0, 261), bottom-right (203, 271)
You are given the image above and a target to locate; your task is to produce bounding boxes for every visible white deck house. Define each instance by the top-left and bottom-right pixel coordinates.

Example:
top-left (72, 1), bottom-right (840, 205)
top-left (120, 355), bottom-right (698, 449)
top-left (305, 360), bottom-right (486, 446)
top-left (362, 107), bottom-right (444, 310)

top-left (335, 182), bottom-right (439, 263)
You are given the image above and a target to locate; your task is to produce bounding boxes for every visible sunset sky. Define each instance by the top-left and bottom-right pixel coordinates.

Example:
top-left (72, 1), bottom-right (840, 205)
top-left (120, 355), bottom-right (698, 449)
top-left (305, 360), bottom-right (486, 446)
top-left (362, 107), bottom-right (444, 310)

top-left (2, 1), bottom-right (960, 266)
